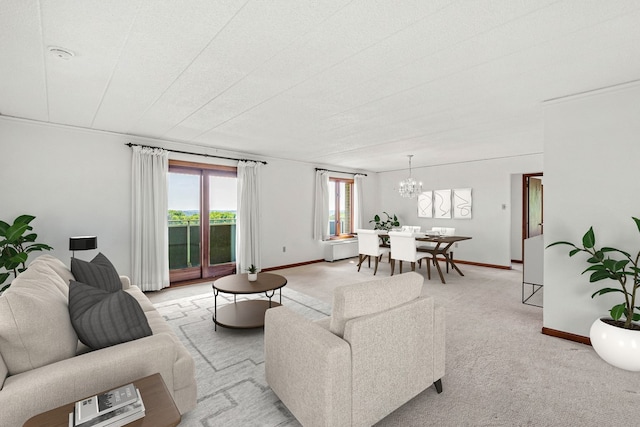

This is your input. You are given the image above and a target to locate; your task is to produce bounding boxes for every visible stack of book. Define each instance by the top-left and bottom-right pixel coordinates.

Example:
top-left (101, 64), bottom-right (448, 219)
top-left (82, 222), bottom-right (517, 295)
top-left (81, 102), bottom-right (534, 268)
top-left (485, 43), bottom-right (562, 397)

top-left (68, 383), bottom-right (145, 427)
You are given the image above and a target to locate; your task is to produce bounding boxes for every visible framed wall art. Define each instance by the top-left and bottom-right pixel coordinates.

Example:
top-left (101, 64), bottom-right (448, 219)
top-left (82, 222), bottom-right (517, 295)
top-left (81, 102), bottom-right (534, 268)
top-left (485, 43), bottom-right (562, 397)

top-left (434, 189), bottom-right (451, 219)
top-left (453, 188), bottom-right (472, 219)
top-left (417, 191), bottom-right (433, 218)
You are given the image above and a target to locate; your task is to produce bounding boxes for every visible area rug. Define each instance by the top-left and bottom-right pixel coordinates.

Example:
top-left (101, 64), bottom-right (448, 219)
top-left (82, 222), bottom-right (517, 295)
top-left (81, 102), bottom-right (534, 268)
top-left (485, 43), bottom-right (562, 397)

top-left (154, 288), bottom-right (331, 427)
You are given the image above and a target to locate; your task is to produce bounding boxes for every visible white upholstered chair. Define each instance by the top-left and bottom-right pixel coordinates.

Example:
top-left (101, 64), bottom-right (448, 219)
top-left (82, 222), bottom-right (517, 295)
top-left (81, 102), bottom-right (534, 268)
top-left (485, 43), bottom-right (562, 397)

top-left (264, 272), bottom-right (445, 427)
top-left (388, 231), bottom-right (432, 277)
top-left (355, 229), bottom-right (390, 275)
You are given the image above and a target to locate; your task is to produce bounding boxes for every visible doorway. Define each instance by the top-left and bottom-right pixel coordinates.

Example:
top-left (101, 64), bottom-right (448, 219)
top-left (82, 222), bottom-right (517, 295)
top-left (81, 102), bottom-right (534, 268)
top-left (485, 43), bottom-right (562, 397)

top-left (523, 173), bottom-right (543, 241)
top-left (522, 172), bottom-right (543, 306)
top-left (167, 160), bottom-right (237, 283)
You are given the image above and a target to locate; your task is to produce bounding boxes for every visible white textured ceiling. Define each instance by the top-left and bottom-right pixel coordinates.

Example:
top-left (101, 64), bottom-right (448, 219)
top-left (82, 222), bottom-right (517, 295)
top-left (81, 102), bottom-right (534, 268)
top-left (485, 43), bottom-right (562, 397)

top-left (2, 0), bottom-right (640, 172)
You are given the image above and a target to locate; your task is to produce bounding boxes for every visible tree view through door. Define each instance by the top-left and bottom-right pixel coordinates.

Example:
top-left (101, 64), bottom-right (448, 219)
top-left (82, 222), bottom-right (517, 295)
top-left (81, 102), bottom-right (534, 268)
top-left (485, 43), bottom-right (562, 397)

top-left (167, 161), bottom-right (237, 283)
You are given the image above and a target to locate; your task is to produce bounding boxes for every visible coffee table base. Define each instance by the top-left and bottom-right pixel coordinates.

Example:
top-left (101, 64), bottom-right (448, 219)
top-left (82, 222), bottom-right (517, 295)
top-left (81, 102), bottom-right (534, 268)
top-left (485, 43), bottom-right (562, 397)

top-left (213, 299), bottom-right (282, 329)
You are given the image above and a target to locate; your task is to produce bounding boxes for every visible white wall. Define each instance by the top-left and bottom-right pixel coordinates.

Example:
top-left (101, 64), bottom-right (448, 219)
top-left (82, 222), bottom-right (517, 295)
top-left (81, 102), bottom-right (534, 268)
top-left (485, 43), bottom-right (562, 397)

top-left (0, 118), bottom-right (132, 273)
top-left (544, 81), bottom-right (640, 336)
top-left (376, 154), bottom-right (543, 267)
top-left (258, 166), bottom-right (379, 267)
top-left (0, 117), bottom-right (375, 278)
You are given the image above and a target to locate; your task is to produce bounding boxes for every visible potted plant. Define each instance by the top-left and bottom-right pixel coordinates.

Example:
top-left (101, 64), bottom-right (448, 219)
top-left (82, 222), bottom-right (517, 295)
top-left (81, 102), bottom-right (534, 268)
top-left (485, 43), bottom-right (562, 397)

top-left (369, 212), bottom-right (400, 244)
top-left (247, 264), bottom-right (258, 282)
top-left (0, 214), bottom-right (54, 292)
top-left (547, 217), bottom-right (640, 371)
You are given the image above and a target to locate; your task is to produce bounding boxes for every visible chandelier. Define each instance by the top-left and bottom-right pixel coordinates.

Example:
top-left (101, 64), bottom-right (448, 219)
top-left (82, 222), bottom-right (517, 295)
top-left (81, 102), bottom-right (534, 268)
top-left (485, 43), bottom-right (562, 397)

top-left (398, 155), bottom-right (423, 198)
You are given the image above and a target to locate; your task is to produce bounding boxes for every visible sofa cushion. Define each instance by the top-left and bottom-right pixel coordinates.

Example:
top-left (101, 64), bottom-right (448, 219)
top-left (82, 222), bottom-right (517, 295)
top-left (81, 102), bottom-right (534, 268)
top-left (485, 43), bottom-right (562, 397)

top-left (71, 253), bottom-right (121, 293)
top-left (68, 281), bottom-right (152, 350)
top-left (329, 272), bottom-right (423, 337)
top-left (28, 254), bottom-right (75, 287)
top-left (0, 262), bottom-right (78, 375)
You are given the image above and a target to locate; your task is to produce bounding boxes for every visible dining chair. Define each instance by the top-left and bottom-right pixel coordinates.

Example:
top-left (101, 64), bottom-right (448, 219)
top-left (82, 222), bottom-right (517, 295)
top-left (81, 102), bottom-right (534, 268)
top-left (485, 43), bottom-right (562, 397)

top-left (388, 231), bottom-right (432, 277)
top-left (356, 229), bottom-right (390, 275)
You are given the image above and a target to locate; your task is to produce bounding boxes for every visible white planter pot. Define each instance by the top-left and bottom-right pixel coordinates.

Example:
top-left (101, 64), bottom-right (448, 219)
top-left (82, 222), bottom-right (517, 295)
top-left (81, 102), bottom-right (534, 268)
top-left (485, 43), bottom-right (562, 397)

top-left (248, 273), bottom-right (258, 282)
top-left (589, 317), bottom-right (640, 371)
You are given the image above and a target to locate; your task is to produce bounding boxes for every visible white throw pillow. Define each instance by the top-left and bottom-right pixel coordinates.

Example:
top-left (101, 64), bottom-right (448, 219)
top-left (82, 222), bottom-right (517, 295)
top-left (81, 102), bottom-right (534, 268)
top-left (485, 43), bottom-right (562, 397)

top-left (0, 262), bottom-right (78, 375)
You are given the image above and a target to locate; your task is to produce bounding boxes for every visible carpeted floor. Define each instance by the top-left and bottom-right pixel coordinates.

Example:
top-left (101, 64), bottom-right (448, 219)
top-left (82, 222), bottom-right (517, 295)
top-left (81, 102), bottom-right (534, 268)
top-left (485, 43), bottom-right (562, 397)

top-left (152, 259), bottom-right (639, 426)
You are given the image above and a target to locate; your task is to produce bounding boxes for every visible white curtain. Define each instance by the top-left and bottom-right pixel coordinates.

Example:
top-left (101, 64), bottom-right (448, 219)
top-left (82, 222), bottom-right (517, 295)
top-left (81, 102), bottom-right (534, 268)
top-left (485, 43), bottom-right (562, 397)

top-left (313, 170), bottom-right (329, 240)
top-left (354, 174), bottom-right (365, 230)
top-left (236, 161), bottom-right (261, 274)
top-left (131, 146), bottom-right (169, 291)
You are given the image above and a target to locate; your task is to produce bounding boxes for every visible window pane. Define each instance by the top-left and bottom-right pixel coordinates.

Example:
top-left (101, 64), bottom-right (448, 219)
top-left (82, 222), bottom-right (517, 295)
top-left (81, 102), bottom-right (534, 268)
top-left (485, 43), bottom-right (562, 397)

top-left (209, 175), bottom-right (237, 265)
top-left (168, 172), bottom-right (201, 269)
top-left (329, 183), bottom-right (336, 235)
top-left (343, 182), bottom-right (352, 234)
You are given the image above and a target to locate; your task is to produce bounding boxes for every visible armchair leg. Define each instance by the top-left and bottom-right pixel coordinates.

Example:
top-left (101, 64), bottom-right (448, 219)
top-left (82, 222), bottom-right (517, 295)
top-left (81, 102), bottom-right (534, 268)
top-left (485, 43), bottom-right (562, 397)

top-left (373, 257), bottom-right (379, 275)
top-left (357, 254), bottom-right (364, 272)
top-left (434, 379), bottom-right (443, 394)
top-left (390, 259), bottom-right (395, 275)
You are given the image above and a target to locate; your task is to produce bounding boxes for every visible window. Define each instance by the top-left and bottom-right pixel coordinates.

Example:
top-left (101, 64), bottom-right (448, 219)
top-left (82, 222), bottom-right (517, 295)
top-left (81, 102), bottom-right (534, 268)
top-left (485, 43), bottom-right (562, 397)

top-left (328, 178), bottom-right (354, 237)
top-left (168, 160), bottom-right (237, 283)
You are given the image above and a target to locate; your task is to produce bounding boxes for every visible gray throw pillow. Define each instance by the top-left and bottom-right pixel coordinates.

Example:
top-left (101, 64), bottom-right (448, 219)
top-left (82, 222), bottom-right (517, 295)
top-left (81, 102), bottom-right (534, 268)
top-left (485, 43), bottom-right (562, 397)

top-left (68, 281), bottom-right (152, 350)
top-left (71, 252), bottom-right (121, 293)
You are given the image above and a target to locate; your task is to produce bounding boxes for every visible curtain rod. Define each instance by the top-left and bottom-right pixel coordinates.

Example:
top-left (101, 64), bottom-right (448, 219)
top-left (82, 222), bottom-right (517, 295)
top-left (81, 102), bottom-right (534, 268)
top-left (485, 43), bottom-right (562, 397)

top-left (125, 143), bottom-right (267, 165)
top-left (315, 167), bottom-right (367, 177)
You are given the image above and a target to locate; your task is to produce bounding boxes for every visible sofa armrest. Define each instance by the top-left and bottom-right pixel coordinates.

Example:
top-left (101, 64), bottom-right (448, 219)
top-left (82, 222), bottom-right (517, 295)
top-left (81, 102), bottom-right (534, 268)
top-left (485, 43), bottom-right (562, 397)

top-left (265, 306), bottom-right (351, 427)
top-left (0, 333), bottom-right (183, 427)
top-left (0, 353), bottom-right (7, 390)
top-left (119, 275), bottom-right (131, 290)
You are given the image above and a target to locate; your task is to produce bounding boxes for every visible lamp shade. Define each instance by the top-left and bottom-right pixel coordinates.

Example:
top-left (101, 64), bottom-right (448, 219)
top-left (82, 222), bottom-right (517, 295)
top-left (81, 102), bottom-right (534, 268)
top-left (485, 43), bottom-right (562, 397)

top-left (69, 236), bottom-right (98, 251)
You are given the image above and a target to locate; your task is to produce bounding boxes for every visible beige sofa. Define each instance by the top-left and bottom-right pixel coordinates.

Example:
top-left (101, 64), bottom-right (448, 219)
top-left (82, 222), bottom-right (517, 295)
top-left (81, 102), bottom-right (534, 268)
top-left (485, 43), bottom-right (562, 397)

top-left (0, 255), bottom-right (196, 427)
top-left (265, 271), bottom-right (445, 427)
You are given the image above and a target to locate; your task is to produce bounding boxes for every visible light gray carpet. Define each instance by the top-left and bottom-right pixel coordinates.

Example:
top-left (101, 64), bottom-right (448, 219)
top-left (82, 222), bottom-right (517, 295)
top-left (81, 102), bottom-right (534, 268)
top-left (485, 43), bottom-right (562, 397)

top-left (154, 263), bottom-right (639, 427)
top-left (154, 288), bottom-right (330, 427)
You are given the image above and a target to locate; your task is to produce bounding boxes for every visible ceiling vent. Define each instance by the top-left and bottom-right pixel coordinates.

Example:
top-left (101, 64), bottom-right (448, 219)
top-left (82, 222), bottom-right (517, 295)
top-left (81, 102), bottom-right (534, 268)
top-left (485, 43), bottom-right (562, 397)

top-left (48, 46), bottom-right (75, 60)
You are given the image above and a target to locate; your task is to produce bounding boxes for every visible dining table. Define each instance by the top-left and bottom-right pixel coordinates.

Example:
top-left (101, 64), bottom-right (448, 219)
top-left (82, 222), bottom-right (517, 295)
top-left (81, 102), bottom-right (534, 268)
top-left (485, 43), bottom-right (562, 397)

top-left (381, 232), bottom-right (472, 283)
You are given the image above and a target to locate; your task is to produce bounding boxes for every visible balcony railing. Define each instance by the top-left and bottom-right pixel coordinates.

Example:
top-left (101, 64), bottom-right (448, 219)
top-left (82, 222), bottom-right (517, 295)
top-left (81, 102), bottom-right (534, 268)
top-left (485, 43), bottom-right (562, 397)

top-left (168, 220), bottom-right (236, 270)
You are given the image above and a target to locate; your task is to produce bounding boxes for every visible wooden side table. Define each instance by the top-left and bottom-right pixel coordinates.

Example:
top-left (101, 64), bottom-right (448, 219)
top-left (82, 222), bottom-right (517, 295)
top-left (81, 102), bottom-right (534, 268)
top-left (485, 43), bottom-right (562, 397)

top-left (23, 373), bottom-right (181, 427)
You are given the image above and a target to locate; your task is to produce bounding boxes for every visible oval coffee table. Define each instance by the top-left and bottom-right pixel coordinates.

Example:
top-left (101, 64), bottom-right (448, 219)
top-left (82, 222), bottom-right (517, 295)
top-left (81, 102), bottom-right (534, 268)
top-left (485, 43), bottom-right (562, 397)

top-left (212, 272), bottom-right (287, 330)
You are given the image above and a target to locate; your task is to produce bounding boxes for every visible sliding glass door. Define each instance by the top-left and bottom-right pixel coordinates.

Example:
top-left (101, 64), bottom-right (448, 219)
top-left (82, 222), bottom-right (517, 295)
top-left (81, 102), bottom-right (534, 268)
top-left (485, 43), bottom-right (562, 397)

top-left (168, 161), bottom-right (237, 283)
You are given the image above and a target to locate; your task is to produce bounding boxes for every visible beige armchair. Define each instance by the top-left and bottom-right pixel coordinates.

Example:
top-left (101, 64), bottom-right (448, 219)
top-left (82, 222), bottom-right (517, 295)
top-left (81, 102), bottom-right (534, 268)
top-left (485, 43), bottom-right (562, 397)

top-left (264, 272), bottom-right (445, 427)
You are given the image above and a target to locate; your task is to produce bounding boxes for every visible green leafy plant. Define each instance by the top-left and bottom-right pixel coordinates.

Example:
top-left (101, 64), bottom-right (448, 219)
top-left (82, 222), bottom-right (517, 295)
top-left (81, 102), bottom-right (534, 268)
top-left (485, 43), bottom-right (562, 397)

top-left (369, 212), bottom-right (400, 232)
top-left (246, 264), bottom-right (258, 274)
top-left (0, 214), bottom-right (53, 292)
top-left (547, 217), bottom-right (640, 329)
